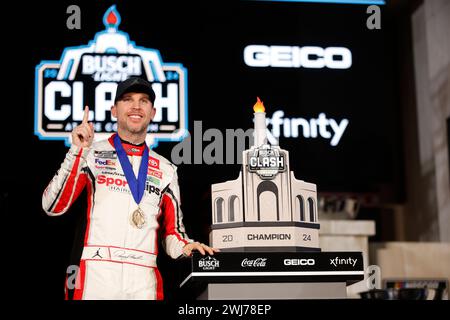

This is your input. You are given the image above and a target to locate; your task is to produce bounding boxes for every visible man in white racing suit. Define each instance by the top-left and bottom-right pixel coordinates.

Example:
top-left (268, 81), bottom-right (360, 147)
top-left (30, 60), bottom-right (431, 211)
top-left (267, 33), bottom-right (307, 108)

top-left (42, 77), bottom-right (218, 300)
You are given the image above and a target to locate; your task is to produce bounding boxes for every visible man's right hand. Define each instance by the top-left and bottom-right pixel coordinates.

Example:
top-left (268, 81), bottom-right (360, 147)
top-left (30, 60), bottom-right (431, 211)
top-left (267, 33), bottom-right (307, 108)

top-left (72, 106), bottom-right (94, 148)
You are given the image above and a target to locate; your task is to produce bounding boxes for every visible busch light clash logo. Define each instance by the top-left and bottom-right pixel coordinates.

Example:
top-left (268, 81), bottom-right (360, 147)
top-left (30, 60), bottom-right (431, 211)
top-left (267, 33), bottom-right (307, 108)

top-left (198, 256), bottom-right (220, 271)
top-left (35, 5), bottom-right (188, 147)
top-left (248, 147), bottom-right (286, 180)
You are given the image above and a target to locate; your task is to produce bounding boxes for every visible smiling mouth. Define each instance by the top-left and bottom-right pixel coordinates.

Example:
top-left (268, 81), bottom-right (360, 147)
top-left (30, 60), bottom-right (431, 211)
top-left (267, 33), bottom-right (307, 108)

top-left (128, 114), bottom-right (143, 120)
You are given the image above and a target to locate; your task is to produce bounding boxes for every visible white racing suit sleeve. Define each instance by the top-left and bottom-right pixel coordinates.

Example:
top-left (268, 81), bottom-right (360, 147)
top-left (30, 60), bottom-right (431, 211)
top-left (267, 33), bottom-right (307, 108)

top-left (159, 169), bottom-right (193, 259)
top-left (42, 145), bottom-right (91, 216)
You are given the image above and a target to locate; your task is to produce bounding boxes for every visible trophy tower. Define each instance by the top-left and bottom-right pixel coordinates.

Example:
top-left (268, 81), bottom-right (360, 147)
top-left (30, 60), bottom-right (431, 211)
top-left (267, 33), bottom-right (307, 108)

top-left (181, 98), bottom-right (364, 300)
top-left (210, 98), bottom-right (320, 251)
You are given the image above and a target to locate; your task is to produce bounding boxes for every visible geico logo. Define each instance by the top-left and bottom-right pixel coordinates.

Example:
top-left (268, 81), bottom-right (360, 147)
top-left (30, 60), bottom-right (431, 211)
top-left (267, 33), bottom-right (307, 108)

top-left (97, 175), bottom-right (128, 187)
top-left (283, 258), bottom-right (315, 266)
top-left (244, 45), bottom-right (352, 69)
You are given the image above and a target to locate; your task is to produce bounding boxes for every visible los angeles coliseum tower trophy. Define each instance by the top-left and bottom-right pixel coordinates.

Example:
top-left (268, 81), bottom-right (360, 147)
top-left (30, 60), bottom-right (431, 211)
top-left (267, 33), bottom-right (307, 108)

top-left (180, 98), bottom-right (364, 300)
top-left (210, 97), bottom-right (320, 252)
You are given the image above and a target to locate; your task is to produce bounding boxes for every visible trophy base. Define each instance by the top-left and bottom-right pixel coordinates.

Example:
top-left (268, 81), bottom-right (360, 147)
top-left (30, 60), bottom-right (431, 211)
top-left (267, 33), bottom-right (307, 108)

top-left (198, 282), bottom-right (346, 300)
top-left (210, 221), bottom-right (320, 251)
top-left (179, 251), bottom-right (365, 300)
top-left (216, 246), bottom-right (320, 252)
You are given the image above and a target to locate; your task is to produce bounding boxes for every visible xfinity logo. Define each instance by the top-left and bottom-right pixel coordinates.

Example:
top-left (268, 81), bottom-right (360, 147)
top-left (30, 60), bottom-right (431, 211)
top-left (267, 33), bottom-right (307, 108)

top-left (267, 111), bottom-right (349, 147)
top-left (244, 45), bottom-right (352, 69)
top-left (330, 257), bottom-right (358, 267)
top-left (284, 259), bottom-right (315, 266)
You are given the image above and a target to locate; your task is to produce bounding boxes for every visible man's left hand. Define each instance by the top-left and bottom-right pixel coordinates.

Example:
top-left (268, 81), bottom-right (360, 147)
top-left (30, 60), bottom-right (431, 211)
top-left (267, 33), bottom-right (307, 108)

top-left (182, 242), bottom-right (220, 257)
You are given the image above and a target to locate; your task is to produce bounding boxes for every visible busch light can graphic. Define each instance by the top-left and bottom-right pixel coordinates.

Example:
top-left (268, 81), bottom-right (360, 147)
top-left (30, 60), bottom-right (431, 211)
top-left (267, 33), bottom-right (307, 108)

top-left (35, 5), bottom-right (188, 147)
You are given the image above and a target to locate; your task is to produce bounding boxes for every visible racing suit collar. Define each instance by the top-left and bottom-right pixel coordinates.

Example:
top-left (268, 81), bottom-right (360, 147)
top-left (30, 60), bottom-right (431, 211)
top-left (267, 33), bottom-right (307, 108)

top-left (108, 133), bottom-right (145, 156)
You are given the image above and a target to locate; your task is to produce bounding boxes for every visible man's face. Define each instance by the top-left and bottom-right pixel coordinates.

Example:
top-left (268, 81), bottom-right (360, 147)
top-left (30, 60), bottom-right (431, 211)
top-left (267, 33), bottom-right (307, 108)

top-left (111, 92), bottom-right (156, 136)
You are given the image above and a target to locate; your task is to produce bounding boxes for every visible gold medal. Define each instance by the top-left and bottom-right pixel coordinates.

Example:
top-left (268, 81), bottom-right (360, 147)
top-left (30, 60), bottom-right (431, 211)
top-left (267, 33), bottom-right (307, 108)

top-left (131, 206), bottom-right (146, 229)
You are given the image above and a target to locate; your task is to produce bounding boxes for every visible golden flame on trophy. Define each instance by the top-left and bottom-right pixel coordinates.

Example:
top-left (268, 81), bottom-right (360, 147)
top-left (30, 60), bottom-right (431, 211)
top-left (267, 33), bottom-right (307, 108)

top-left (253, 97), bottom-right (265, 113)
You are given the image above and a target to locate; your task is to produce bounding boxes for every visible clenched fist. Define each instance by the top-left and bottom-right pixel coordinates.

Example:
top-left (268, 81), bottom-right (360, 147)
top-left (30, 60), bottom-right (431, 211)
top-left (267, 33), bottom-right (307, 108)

top-left (72, 106), bottom-right (94, 148)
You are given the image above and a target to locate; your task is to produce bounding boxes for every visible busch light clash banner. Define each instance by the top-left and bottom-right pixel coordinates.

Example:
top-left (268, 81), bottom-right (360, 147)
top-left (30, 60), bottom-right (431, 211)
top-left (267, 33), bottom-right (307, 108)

top-left (35, 5), bottom-right (188, 147)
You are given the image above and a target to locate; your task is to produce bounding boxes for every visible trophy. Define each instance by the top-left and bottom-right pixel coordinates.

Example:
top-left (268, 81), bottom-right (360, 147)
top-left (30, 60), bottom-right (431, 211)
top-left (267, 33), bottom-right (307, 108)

top-left (209, 97), bottom-right (320, 252)
top-left (180, 98), bottom-right (364, 300)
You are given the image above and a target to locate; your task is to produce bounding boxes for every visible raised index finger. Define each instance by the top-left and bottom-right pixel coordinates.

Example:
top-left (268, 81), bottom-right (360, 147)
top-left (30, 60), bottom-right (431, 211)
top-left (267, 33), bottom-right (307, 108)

top-left (82, 106), bottom-right (89, 124)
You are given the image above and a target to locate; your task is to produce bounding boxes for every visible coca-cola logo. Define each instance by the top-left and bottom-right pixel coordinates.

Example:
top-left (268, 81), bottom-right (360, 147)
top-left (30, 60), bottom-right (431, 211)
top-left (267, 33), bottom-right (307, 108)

top-left (241, 258), bottom-right (267, 267)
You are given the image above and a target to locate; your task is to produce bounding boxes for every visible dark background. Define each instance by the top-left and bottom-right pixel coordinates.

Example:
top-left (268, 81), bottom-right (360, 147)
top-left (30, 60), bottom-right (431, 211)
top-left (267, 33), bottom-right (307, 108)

top-left (2, 0), bottom-right (407, 299)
